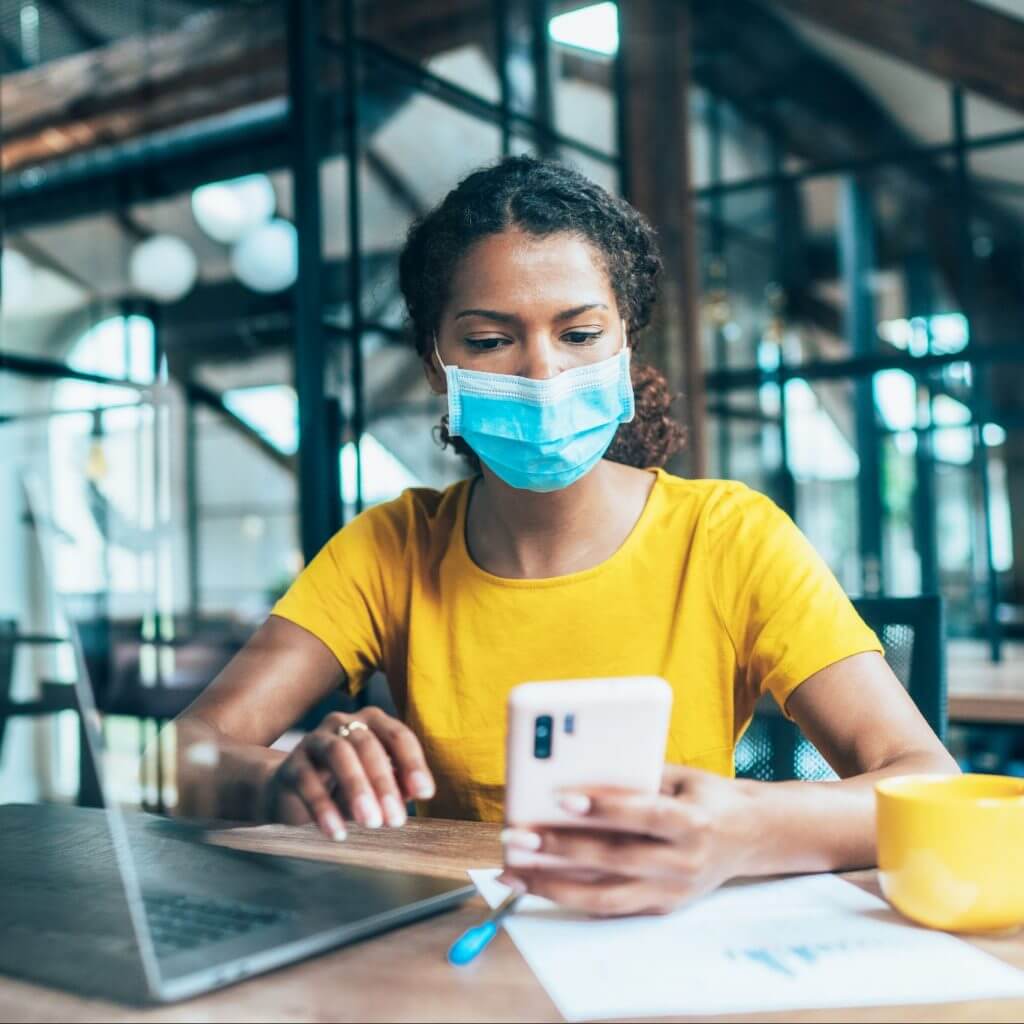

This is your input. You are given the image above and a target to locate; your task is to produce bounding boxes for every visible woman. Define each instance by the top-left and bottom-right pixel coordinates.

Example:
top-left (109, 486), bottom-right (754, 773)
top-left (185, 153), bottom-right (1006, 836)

top-left (177, 156), bottom-right (955, 916)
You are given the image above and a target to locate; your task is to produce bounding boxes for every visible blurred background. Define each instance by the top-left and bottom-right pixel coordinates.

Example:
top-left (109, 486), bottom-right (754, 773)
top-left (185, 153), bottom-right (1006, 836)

top-left (1, 0), bottom-right (1022, 810)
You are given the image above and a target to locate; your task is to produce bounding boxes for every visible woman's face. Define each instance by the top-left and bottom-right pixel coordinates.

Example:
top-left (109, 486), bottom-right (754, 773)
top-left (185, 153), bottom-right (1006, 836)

top-left (425, 228), bottom-right (625, 392)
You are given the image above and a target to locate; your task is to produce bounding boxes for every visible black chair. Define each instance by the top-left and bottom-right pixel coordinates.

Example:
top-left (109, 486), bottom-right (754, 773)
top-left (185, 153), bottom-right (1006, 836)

top-left (0, 620), bottom-right (17, 755)
top-left (735, 595), bottom-right (946, 782)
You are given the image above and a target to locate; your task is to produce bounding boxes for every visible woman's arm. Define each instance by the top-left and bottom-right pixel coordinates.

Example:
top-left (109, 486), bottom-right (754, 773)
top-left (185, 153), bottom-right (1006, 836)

top-left (499, 651), bottom-right (958, 915)
top-left (172, 615), bottom-right (434, 834)
top-left (748, 649), bottom-right (958, 873)
top-left (172, 615), bottom-right (343, 821)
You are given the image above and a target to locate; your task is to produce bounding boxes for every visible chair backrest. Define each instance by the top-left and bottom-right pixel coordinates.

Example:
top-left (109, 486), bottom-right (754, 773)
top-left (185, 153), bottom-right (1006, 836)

top-left (851, 595), bottom-right (946, 741)
top-left (735, 595), bottom-right (946, 782)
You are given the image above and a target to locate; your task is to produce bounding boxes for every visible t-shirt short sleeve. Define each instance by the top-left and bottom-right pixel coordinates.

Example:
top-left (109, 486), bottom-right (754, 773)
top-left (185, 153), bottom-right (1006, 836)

top-left (707, 484), bottom-right (883, 716)
top-left (270, 501), bottom-right (405, 697)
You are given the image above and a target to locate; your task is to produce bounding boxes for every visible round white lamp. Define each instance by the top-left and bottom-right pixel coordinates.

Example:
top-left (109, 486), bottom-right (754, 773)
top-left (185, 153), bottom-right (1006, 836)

top-left (231, 219), bottom-right (298, 293)
top-left (129, 234), bottom-right (198, 303)
top-left (191, 173), bottom-right (276, 244)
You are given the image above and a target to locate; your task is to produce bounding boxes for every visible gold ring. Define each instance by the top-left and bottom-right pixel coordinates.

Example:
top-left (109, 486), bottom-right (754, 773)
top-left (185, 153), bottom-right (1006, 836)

top-left (336, 720), bottom-right (370, 740)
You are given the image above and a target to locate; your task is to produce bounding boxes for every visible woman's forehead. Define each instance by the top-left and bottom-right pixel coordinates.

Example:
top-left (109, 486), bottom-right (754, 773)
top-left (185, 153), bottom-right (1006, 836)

top-left (447, 229), bottom-right (613, 311)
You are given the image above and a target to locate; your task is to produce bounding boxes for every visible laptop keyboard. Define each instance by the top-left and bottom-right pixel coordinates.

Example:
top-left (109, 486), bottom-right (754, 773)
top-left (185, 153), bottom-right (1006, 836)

top-left (143, 890), bottom-right (290, 957)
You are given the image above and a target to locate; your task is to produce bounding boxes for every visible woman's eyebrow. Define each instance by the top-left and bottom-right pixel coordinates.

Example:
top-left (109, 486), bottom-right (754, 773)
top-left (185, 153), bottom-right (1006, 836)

top-left (553, 303), bottom-right (608, 322)
top-left (454, 308), bottom-right (519, 323)
top-left (453, 303), bottom-right (609, 323)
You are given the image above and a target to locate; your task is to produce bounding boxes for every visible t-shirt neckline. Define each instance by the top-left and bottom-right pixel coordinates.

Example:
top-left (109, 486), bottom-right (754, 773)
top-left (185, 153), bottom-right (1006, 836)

top-left (454, 467), bottom-right (665, 588)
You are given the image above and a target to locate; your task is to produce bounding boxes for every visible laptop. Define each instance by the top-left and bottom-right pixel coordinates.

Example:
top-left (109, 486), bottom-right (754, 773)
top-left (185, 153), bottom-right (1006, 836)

top-left (0, 477), bottom-right (473, 1004)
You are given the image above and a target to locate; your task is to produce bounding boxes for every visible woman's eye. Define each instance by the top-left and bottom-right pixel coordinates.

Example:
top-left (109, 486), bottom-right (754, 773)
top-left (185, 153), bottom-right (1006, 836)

top-left (466, 337), bottom-right (508, 351)
top-left (563, 331), bottom-right (602, 345)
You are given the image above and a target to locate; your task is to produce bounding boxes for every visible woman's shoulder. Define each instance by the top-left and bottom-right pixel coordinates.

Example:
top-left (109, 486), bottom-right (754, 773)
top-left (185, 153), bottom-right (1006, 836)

top-left (648, 471), bottom-right (793, 561)
top-left (652, 469), bottom-right (774, 520)
top-left (335, 477), bottom-right (472, 550)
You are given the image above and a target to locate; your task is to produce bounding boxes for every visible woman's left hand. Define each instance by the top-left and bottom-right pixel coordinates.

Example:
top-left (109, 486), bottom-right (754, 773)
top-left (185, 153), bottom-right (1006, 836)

top-left (499, 765), bottom-right (760, 916)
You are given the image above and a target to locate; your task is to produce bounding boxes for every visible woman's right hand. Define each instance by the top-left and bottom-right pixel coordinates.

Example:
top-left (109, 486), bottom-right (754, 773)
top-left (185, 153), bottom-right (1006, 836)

top-left (264, 708), bottom-right (436, 839)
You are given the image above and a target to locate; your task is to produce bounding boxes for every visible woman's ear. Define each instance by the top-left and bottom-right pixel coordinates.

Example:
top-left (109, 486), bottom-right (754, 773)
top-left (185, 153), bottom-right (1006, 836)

top-left (423, 347), bottom-right (446, 396)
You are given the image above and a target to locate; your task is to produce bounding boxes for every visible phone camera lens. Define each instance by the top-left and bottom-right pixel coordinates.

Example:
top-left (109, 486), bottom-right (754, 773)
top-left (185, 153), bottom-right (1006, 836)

top-left (533, 714), bottom-right (553, 760)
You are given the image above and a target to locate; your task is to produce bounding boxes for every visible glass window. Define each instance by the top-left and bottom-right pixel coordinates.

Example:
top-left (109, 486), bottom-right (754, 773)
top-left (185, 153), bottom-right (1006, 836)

top-left (965, 91), bottom-right (1024, 140)
top-left (192, 353), bottom-right (299, 618)
top-left (550, 2), bottom-right (619, 156)
top-left (778, 11), bottom-right (953, 148)
top-left (357, 0), bottom-right (500, 105)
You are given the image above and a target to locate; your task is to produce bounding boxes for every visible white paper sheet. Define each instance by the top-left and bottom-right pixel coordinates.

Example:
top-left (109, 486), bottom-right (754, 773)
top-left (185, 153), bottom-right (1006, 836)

top-left (469, 869), bottom-right (1024, 1021)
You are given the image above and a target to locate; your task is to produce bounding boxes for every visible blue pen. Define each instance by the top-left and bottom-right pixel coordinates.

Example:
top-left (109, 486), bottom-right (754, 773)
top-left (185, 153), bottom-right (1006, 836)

top-left (447, 890), bottom-right (522, 966)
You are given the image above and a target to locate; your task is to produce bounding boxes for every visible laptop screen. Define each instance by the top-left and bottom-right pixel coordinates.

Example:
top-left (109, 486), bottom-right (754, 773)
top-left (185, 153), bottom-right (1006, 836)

top-left (19, 470), bottom-right (315, 997)
top-left (16, 471), bottom-right (164, 999)
top-left (10, 433), bottom-right (469, 1002)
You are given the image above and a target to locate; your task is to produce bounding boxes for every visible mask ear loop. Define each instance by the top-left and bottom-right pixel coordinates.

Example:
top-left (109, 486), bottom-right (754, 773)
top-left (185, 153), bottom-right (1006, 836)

top-left (432, 333), bottom-right (448, 372)
top-left (621, 319), bottom-right (629, 355)
top-left (433, 333), bottom-right (461, 436)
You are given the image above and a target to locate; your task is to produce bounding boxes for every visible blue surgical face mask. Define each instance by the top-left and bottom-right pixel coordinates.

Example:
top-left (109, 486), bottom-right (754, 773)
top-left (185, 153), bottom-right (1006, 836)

top-left (433, 325), bottom-right (635, 492)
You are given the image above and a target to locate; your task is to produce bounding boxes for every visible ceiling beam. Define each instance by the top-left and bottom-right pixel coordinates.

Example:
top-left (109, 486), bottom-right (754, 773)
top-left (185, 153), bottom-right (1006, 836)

top-left (771, 0), bottom-right (1024, 115)
top-left (182, 377), bottom-right (294, 472)
top-left (40, 0), bottom-right (107, 51)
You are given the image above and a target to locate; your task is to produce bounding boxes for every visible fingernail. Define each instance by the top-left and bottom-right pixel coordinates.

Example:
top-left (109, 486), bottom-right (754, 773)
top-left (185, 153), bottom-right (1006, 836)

top-left (382, 794), bottom-right (407, 828)
top-left (559, 793), bottom-right (592, 815)
top-left (355, 794), bottom-right (383, 829)
top-left (410, 771), bottom-right (435, 799)
top-left (500, 827), bottom-right (542, 851)
top-left (323, 810), bottom-right (347, 841)
top-left (496, 873), bottom-right (527, 894)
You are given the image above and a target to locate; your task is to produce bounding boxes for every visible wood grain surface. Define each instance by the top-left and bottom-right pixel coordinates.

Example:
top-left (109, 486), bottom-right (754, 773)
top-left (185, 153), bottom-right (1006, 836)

top-left (1, 815), bottom-right (1023, 1023)
top-left (949, 642), bottom-right (1024, 724)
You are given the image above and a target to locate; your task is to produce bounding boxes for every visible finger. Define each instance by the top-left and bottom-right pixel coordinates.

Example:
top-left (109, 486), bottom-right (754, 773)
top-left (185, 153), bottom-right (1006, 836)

top-left (360, 708), bottom-right (435, 801)
top-left (660, 763), bottom-right (702, 796)
top-left (272, 768), bottom-right (336, 826)
top-left (309, 732), bottom-right (383, 829)
top-left (336, 725), bottom-right (407, 827)
top-left (279, 749), bottom-right (346, 840)
top-left (508, 870), bottom-right (686, 917)
top-left (514, 828), bottom-right (696, 880)
top-left (557, 789), bottom-right (710, 844)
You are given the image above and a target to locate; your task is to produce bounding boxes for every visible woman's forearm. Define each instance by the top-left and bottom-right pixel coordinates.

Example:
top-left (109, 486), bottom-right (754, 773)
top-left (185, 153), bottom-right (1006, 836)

top-left (738, 748), bottom-right (959, 876)
top-left (171, 714), bottom-right (287, 822)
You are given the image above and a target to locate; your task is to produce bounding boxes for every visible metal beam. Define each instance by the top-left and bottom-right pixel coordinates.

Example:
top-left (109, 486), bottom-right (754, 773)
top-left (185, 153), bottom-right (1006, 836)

top-left (771, 139), bottom-right (799, 519)
top-left (952, 87), bottom-right (1002, 661)
top-left (530, 0), bottom-right (555, 157)
top-left (41, 0), bottom-right (106, 51)
top-left (706, 343), bottom-right (1024, 391)
top-left (772, 0), bottom-right (1024, 117)
top-left (342, 0), bottom-right (364, 517)
top-left (183, 379), bottom-right (294, 472)
top-left (620, 0), bottom-right (706, 478)
top-left (3, 99), bottom-right (290, 231)
top-left (904, 251), bottom-right (940, 597)
top-left (495, 0), bottom-right (512, 156)
top-left (840, 176), bottom-right (882, 595)
top-left (288, 0), bottom-right (333, 563)
top-left (0, 350), bottom-right (145, 389)
top-left (350, 35), bottom-right (617, 166)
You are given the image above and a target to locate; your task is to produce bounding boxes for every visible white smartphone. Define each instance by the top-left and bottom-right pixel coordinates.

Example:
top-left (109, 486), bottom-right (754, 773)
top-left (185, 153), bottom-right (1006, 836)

top-left (504, 677), bottom-right (673, 864)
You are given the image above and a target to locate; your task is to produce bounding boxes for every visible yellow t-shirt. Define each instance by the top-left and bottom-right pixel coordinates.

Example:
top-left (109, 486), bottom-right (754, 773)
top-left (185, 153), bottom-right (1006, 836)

top-left (271, 469), bottom-right (881, 821)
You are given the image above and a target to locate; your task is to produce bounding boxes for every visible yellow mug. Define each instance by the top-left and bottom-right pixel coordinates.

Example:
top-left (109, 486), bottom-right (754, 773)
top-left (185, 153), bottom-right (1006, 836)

top-left (876, 773), bottom-right (1024, 933)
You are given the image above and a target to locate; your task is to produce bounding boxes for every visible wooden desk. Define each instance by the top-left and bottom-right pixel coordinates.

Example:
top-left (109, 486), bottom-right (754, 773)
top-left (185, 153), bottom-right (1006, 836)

top-left (2, 817), bottom-right (1024, 1023)
top-left (949, 642), bottom-right (1024, 725)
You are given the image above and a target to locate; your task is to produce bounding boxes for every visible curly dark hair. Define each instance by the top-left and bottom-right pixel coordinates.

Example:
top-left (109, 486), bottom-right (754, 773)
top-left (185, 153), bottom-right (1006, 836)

top-left (398, 156), bottom-right (685, 471)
